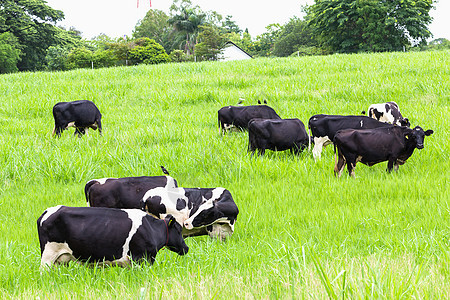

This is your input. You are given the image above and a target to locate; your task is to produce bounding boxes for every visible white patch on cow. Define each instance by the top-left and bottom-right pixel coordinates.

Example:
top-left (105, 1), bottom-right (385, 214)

top-left (40, 205), bottom-right (63, 226)
top-left (94, 178), bottom-right (112, 185)
top-left (142, 188), bottom-right (189, 225)
top-left (224, 123), bottom-right (238, 131)
top-left (66, 122), bottom-right (76, 128)
top-left (41, 241), bottom-right (74, 267)
top-left (368, 103), bottom-right (395, 124)
top-left (121, 209), bottom-right (146, 259)
top-left (164, 176), bottom-right (177, 189)
top-left (312, 136), bottom-right (331, 161)
top-left (360, 120), bottom-right (363, 127)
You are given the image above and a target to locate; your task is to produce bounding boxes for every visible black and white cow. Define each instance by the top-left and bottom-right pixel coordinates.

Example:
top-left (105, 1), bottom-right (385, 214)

top-left (37, 206), bottom-right (188, 267)
top-left (367, 101), bottom-right (410, 127)
top-left (52, 100), bottom-right (102, 137)
top-left (86, 177), bottom-right (239, 240)
top-left (308, 114), bottom-right (392, 160)
top-left (85, 176), bottom-right (178, 208)
top-left (141, 187), bottom-right (239, 240)
top-left (218, 105), bottom-right (281, 133)
top-left (248, 118), bottom-right (309, 155)
top-left (333, 125), bottom-right (433, 177)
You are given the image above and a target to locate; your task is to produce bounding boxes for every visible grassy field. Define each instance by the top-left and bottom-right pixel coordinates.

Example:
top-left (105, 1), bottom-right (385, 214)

top-left (0, 50), bottom-right (449, 298)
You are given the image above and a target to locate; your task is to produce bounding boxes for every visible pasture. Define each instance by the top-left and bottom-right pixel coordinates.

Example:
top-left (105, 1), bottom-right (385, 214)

top-left (0, 50), bottom-right (449, 298)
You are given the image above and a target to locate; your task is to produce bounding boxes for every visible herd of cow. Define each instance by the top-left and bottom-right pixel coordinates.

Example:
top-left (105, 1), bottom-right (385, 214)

top-left (38, 99), bottom-right (433, 268)
top-left (218, 100), bottom-right (433, 176)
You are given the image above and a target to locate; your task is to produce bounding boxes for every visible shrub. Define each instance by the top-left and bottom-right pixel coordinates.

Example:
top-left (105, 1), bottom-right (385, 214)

top-left (129, 38), bottom-right (169, 65)
top-left (66, 47), bottom-right (93, 69)
top-left (45, 46), bottom-right (69, 71)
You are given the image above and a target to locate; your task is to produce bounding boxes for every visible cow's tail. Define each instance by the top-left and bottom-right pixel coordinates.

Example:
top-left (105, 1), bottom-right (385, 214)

top-left (84, 180), bottom-right (98, 206)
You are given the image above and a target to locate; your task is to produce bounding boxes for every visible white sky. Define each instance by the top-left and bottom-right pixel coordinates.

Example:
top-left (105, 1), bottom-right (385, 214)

top-left (45, 0), bottom-right (449, 41)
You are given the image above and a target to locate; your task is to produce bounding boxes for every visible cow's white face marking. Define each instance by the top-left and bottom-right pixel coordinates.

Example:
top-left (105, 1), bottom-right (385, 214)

top-left (360, 120), bottom-right (363, 127)
top-left (40, 205), bottom-right (63, 226)
top-left (312, 136), bottom-right (331, 161)
top-left (121, 209), bottom-right (146, 258)
top-left (41, 241), bottom-right (74, 267)
top-left (142, 188), bottom-right (189, 225)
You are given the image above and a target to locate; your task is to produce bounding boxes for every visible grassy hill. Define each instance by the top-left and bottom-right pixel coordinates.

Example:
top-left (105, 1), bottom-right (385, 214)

top-left (0, 50), bottom-right (449, 298)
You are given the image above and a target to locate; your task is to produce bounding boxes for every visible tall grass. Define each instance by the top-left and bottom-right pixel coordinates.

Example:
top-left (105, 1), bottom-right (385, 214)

top-left (0, 50), bottom-right (449, 298)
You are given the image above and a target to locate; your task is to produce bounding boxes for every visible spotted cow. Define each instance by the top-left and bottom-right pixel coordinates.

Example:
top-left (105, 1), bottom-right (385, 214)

top-left (37, 206), bottom-right (188, 267)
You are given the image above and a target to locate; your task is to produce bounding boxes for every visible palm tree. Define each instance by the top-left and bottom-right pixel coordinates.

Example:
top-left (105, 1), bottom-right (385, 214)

top-left (168, 6), bottom-right (205, 55)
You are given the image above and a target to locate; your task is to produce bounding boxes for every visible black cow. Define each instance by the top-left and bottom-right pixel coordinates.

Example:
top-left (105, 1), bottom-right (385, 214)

top-left (85, 176), bottom-right (178, 208)
top-left (52, 100), bottom-right (102, 137)
top-left (37, 206), bottom-right (188, 267)
top-left (333, 126), bottom-right (433, 177)
top-left (248, 118), bottom-right (309, 155)
top-left (308, 114), bottom-right (393, 160)
top-left (367, 101), bottom-right (410, 127)
top-left (218, 105), bottom-right (281, 133)
top-left (141, 187), bottom-right (239, 240)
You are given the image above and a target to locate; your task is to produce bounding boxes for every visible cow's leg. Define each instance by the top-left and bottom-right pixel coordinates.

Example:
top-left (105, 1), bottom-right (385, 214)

top-left (96, 119), bottom-right (102, 135)
top-left (394, 162), bottom-right (400, 172)
top-left (345, 155), bottom-right (357, 177)
top-left (387, 159), bottom-right (395, 172)
top-left (74, 127), bottom-right (85, 137)
top-left (312, 136), bottom-right (330, 161)
top-left (334, 152), bottom-right (346, 178)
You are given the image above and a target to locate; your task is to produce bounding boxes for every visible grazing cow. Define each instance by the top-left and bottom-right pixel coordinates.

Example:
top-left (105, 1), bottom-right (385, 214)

top-left (37, 206), bottom-right (188, 267)
top-left (85, 175), bottom-right (178, 209)
top-left (218, 105), bottom-right (281, 133)
top-left (52, 100), bottom-right (102, 137)
top-left (141, 187), bottom-right (239, 240)
top-left (334, 125), bottom-right (433, 177)
top-left (248, 118), bottom-right (309, 155)
top-left (366, 101), bottom-right (410, 127)
top-left (308, 114), bottom-right (393, 160)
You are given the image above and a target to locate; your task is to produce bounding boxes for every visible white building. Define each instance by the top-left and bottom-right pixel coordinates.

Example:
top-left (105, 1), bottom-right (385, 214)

top-left (219, 41), bottom-right (253, 61)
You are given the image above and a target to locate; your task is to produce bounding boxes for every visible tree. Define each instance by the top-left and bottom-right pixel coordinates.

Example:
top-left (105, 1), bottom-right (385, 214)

top-left (221, 15), bottom-right (242, 34)
top-left (306, 0), bottom-right (434, 53)
top-left (45, 46), bottom-right (68, 71)
top-left (0, 32), bottom-right (21, 73)
top-left (194, 24), bottom-right (226, 61)
top-left (168, 0), bottom-right (206, 55)
top-left (133, 9), bottom-right (172, 52)
top-left (272, 17), bottom-right (317, 57)
top-left (0, 0), bottom-right (64, 70)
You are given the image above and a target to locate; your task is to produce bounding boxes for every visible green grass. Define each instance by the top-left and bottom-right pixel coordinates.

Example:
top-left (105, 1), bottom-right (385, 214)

top-left (0, 50), bottom-right (449, 298)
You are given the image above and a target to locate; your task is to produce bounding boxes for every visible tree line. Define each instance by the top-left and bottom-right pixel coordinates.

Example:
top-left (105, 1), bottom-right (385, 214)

top-left (1, 0), bottom-right (448, 73)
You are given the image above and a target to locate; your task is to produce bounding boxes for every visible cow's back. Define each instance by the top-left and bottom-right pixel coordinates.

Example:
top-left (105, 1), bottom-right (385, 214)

top-left (86, 176), bottom-right (177, 209)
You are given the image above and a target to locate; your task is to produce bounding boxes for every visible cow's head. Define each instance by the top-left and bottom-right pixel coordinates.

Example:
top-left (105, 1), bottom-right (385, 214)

top-left (164, 215), bottom-right (189, 256)
top-left (405, 126), bottom-right (433, 149)
top-left (183, 188), bottom-right (238, 231)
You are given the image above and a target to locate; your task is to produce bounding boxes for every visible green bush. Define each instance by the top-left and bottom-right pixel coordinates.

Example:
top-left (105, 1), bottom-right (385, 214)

top-left (129, 37), bottom-right (169, 65)
top-left (66, 47), bottom-right (93, 69)
top-left (169, 49), bottom-right (192, 62)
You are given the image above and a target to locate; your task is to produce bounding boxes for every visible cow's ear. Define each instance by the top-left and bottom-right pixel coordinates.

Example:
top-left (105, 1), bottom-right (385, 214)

top-left (167, 215), bottom-right (176, 227)
top-left (425, 129), bottom-right (434, 136)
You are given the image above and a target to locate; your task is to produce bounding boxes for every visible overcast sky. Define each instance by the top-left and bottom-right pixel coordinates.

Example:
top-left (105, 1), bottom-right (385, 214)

top-left (45, 0), bottom-right (449, 41)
